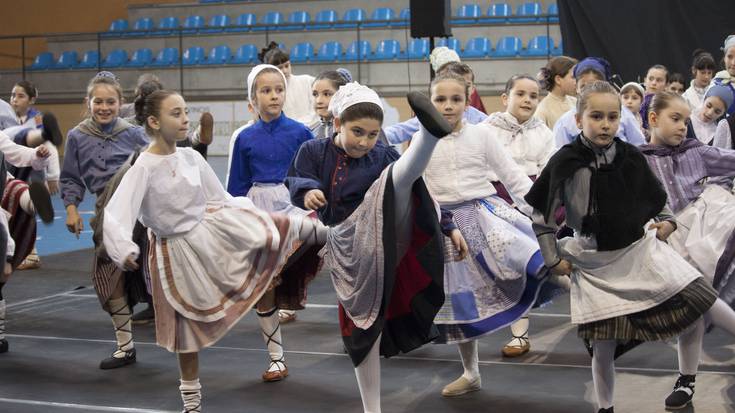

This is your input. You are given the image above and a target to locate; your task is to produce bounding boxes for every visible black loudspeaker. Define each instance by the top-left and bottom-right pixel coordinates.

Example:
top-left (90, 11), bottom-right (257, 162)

top-left (410, 0), bottom-right (452, 38)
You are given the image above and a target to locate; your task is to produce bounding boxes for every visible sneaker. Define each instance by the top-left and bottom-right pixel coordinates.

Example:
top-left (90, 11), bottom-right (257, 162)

top-left (131, 304), bottom-right (155, 325)
top-left (441, 376), bottom-right (481, 397)
top-left (0, 338), bottom-right (8, 353)
top-left (665, 374), bottom-right (695, 410)
top-left (28, 181), bottom-right (54, 224)
top-left (99, 348), bottom-right (136, 369)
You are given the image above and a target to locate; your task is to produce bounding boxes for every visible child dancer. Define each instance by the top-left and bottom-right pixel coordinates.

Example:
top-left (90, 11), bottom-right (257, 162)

top-left (712, 35), bottom-right (735, 116)
top-left (103, 90), bottom-right (327, 413)
top-left (682, 50), bottom-right (716, 110)
top-left (260, 42), bottom-right (317, 126)
top-left (667, 73), bottom-right (686, 95)
top-left (554, 57), bottom-right (646, 147)
top-left (639, 64), bottom-right (669, 130)
top-left (310, 68), bottom-right (352, 139)
top-left (526, 81), bottom-right (735, 412)
top-left (430, 47), bottom-right (487, 114)
top-left (620, 82), bottom-right (645, 129)
top-left (535, 56), bottom-right (578, 130)
top-left (228, 63), bottom-right (313, 378)
top-left (0, 135), bottom-right (50, 353)
top-left (689, 83), bottom-right (733, 144)
top-left (287, 83), bottom-right (456, 412)
top-left (61, 71), bottom-right (150, 369)
top-left (480, 74), bottom-right (559, 358)
top-left (419, 73), bottom-right (551, 396)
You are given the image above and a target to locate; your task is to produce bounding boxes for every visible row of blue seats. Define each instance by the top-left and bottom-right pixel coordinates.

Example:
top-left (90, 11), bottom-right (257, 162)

top-left (29, 36), bottom-right (562, 70)
top-left (105, 3), bottom-right (558, 36)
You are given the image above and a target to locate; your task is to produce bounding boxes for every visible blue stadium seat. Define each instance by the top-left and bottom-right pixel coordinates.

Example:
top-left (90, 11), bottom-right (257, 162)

top-left (126, 48), bottom-right (153, 67)
top-left (202, 14), bottom-right (230, 33)
top-left (512, 2), bottom-right (542, 23)
top-left (200, 0), bottom-right (222, 3)
top-left (128, 17), bottom-right (154, 37)
top-left (55, 51), bottom-right (78, 69)
top-left (182, 46), bottom-right (205, 65)
top-left (392, 8), bottom-right (410, 27)
top-left (310, 9), bottom-right (337, 29)
top-left (547, 3), bottom-right (559, 23)
top-left (253, 11), bottom-right (283, 31)
top-left (315, 41), bottom-right (342, 62)
top-left (283, 11), bottom-right (309, 30)
top-left (492, 36), bottom-right (522, 57)
top-left (406, 38), bottom-right (429, 60)
top-left (204, 44), bottom-right (231, 65)
top-left (78, 50), bottom-right (100, 69)
top-left (372, 39), bottom-right (400, 61)
top-left (335, 8), bottom-right (366, 28)
top-left (105, 19), bottom-right (128, 37)
top-left (343, 40), bottom-right (371, 62)
top-left (461, 37), bottom-right (490, 58)
top-left (453, 4), bottom-right (481, 24)
top-left (484, 3), bottom-right (511, 23)
top-left (232, 44), bottom-right (257, 64)
top-left (289, 42), bottom-right (314, 63)
top-left (228, 13), bottom-right (256, 32)
top-left (522, 35), bottom-right (553, 56)
top-left (182, 15), bottom-right (205, 34)
top-left (154, 16), bottom-right (179, 35)
top-left (365, 8), bottom-right (395, 28)
top-left (436, 37), bottom-right (461, 52)
top-left (102, 49), bottom-right (128, 68)
top-left (151, 47), bottom-right (179, 66)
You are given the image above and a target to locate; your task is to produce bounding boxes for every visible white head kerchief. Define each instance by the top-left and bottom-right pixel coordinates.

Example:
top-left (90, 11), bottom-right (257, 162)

top-left (430, 46), bottom-right (461, 72)
top-left (247, 64), bottom-right (287, 104)
top-left (328, 82), bottom-right (383, 118)
top-left (722, 34), bottom-right (735, 53)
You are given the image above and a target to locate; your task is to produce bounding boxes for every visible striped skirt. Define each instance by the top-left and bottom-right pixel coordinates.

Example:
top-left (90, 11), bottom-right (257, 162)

top-left (2, 179), bottom-right (36, 270)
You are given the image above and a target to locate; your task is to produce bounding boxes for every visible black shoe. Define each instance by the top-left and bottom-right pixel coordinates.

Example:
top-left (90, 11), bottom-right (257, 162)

top-left (0, 339), bottom-right (8, 353)
top-left (665, 374), bottom-right (695, 410)
top-left (406, 91), bottom-right (453, 138)
top-left (28, 181), bottom-right (54, 224)
top-left (598, 407), bottom-right (614, 413)
top-left (41, 112), bottom-right (63, 146)
top-left (99, 348), bottom-right (136, 369)
top-left (131, 304), bottom-right (155, 325)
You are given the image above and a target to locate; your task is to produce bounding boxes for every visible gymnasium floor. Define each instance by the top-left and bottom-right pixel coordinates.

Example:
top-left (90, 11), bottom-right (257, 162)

top-left (2, 157), bottom-right (734, 413)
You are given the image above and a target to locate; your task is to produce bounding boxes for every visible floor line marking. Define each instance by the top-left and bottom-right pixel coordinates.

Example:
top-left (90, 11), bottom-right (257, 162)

top-left (0, 397), bottom-right (176, 413)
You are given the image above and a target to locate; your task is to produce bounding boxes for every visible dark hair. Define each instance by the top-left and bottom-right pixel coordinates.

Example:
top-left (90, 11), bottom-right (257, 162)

top-left (431, 72), bottom-right (469, 100)
top-left (259, 41), bottom-right (289, 65)
top-left (313, 70), bottom-right (350, 91)
top-left (537, 56), bottom-right (578, 92)
top-left (13, 80), bottom-right (38, 99)
top-left (338, 102), bottom-right (383, 124)
top-left (576, 67), bottom-right (606, 82)
top-left (647, 64), bottom-right (669, 83)
top-left (649, 91), bottom-right (686, 115)
top-left (691, 49), bottom-right (716, 72)
top-left (86, 72), bottom-right (124, 117)
top-left (504, 74), bottom-right (539, 94)
top-left (576, 81), bottom-right (620, 113)
top-left (134, 80), bottom-right (165, 125)
top-left (140, 89), bottom-right (179, 134)
top-left (436, 61), bottom-right (475, 82)
top-left (668, 72), bottom-right (686, 86)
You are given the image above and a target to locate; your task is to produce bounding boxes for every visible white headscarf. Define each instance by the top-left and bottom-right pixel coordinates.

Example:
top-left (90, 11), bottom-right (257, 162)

top-left (723, 34), bottom-right (735, 54)
top-left (246, 64), bottom-right (287, 105)
top-left (328, 82), bottom-right (383, 118)
top-left (429, 46), bottom-right (460, 72)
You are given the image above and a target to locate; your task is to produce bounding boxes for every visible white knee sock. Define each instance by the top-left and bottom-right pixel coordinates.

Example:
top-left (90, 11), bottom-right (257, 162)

top-left (391, 126), bottom-right (441, 221)
top-left (706, 298), bottom-right (735, 336)
top-left (591, 340), bottom-right (616, 410)
top-left (677, 318), bottom-right (705, 376)
top-left (19, 191), bottom-right (35, 215)
top-left (107, 296), bottom-right (134, 356)
top-left (0, 299), bottom-right (5, 340)
top-left (179, 378), bottom-right (202, 413)
top-left (257, 307), bottom-right (285, 371)
top-left (508, 317), bottom-right (530, 346)
top-left (355, 333), bottom-right (381, 413)
top-left (457, 340), bottom-right (480, 382)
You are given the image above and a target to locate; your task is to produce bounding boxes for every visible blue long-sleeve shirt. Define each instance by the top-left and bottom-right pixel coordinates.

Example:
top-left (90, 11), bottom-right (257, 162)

top-left (227, 113), bottom-right (313, 196)
top-left (383, 106), bottom-right (488, 145)
top-left (60, 119), bottom-right (149, 207)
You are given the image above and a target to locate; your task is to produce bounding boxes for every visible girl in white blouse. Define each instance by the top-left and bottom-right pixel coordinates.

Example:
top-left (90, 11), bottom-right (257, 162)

top-left (103, 90), bottom-right (327, 413)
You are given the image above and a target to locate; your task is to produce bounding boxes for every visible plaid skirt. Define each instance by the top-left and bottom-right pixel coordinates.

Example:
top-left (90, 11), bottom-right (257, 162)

top-left (578, 277), bottom-right (717, 341)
